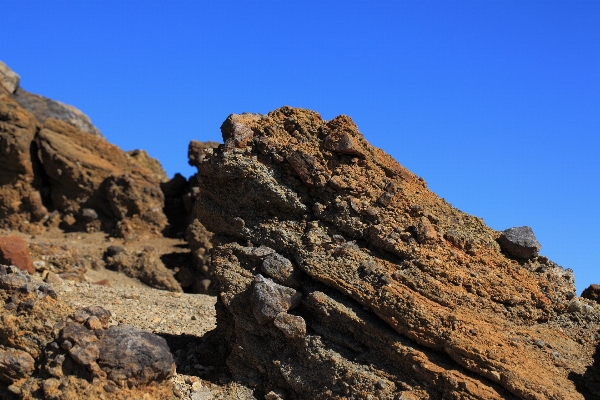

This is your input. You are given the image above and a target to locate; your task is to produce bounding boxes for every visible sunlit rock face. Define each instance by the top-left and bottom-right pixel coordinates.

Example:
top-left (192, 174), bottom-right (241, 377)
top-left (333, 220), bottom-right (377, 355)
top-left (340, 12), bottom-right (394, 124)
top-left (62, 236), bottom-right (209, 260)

top-left (195, 106), bottom-right (599, 399)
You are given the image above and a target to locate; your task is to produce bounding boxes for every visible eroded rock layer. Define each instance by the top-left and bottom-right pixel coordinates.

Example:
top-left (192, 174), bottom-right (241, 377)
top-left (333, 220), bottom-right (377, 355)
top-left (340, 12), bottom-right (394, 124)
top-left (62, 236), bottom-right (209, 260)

top-left (195, 107), bottom-right (600, 399)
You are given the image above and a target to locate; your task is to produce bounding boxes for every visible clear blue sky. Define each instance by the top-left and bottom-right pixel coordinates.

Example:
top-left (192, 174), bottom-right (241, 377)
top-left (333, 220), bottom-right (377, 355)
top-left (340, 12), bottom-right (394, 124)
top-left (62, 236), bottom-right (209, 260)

top-left (2, 1), bottom-right (598, 294)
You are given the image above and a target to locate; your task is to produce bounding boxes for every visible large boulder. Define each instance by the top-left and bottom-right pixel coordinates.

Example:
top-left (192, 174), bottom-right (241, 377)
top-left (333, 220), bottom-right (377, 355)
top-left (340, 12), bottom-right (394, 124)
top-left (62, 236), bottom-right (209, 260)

top-left (195, 107), bottom-right (599, 399)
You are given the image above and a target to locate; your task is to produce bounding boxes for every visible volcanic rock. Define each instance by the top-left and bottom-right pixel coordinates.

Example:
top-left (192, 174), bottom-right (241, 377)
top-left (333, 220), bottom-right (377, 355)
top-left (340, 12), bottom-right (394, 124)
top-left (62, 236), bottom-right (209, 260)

top-left (0, 61), bottom-right (20, 94)
top-left (0, 236), bottom-right (35, 274)
top-left (582, 284), bottom-right (600, 304)
top-left (0, 264), bottom-right (176, 398)
top-left (0, 348), bottom-right (35, 384)
top-left (188, 140), bottom-right (220, 168)
top-left (497, 226), bottom-right (541, 259)
top-left (195, 107), bottom-right (600, 399)
top-left (103, 245), bottom-right (182, 292)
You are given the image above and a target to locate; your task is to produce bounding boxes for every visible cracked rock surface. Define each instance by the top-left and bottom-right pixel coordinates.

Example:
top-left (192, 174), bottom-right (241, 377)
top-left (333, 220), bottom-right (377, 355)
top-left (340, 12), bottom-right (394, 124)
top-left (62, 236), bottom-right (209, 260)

top-left (195, 107), bottom-right (600, 399)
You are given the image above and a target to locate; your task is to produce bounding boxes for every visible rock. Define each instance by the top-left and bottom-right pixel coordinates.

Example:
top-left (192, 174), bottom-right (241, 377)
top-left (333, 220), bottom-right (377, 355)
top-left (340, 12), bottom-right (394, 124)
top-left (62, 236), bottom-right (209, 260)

top-left (13, 86), bottom-right (104, 138)
top-left (96, 324), bottom-right (175, 385)
top-left (273, 312), bottom-right (306, 339)
top-left (188, 140), bottom-right (220, 168)
top-left (196, 107), bottom-right (597, 399)
top-left (0, 348), bottom-right (35, 383)
top-left (127, 149), bottom-right (169, 183)
top-left (0, 235), bottom-right (35, 274)
top-left (0, 64), bottom-right (171, 236)
top-left (497, 226), bottom-right (541, 259)
top-left (104, 246), bottom-right (182, 292)
top-left (0, 61), bottom-right (20, 94)
top-left (582, 284), bottom-right (600, 304)
top-left (251, 274), bottom-right (301, 325)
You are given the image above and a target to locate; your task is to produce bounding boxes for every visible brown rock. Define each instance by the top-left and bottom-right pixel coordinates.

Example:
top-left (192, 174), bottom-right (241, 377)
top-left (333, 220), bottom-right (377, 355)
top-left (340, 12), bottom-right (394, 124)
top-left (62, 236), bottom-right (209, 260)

top-left (188, 140), bottom-right (220, 168)
top-left (196, 107), bottom-right (596, 399)
top-left (0, 235), bottom-right (34, 274)
top-left (582, 284), bottom-right (600, 304)
top-left (96, 324), bottom-right (175, 385)
top-left (0, 348), bottom-right (35, 383)
top-left (104, 246), bottom-right (182, 292)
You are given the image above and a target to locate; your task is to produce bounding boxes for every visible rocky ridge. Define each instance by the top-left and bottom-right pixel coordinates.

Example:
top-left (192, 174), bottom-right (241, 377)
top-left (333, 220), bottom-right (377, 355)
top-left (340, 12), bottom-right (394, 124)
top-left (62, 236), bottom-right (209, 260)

top-left (194, 107), bottom-right (600, 399)
top-left (1, 61), bottom-right (599, 399)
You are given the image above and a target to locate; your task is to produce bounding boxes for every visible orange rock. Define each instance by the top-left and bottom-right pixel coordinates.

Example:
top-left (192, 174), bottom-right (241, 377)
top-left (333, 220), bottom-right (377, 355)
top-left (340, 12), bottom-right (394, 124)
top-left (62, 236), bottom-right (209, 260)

top-left (0, 236), bottom-right (34, 274)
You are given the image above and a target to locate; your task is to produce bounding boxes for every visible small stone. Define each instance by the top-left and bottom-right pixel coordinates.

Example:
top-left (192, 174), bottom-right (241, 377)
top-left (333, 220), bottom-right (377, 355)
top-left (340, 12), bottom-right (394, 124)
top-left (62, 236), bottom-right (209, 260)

top-left (45, 271), bottom-right (62, 284)
top-left (273, 313), bottom-right (306, 339)
top-left (81, 208), bottom-right (99, 220)
top-left (33, 260), bottom-right (46, 270)
top-left (86, 316), bottom-right (103, 330)
top-left (96, 324), bottom-right (175, 385)
top-left (534, 339), bottom-right (545, 348)
top-left (497, 226), bottom-right (541, 259)
top-left (261, 253), bottom-right (296, 286)
top-left (251, 274), bottom-right (302, 325)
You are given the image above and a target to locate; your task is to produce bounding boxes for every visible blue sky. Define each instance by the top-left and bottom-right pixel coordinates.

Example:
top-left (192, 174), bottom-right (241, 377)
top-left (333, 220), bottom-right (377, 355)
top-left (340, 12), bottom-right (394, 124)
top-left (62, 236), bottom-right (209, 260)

top-left (2, 1), bottom-right (598, 294)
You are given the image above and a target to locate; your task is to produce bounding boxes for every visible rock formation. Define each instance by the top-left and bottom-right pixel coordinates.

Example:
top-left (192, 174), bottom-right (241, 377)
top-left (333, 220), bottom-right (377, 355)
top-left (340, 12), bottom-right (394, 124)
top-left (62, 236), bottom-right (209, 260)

top-left (195, 107), bottom-right (600, 399)
top-left (0, 61), bottom-right (167, 237)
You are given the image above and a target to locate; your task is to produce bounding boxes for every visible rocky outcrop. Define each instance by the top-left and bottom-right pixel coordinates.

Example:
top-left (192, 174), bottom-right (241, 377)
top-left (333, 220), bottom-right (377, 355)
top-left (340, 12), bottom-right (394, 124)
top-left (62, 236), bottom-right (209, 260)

top-left (195, 107), bottom-right (600, 399)
top-left (0, 67), bottom-right (170, 238)
top-left (103, 245), bottom-right (182, 292)
top-left (0, 264), bottom-right (176, 399)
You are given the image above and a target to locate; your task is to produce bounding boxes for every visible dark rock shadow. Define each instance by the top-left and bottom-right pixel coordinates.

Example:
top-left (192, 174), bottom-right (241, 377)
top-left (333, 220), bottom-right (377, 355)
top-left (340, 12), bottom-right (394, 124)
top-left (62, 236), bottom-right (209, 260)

top-left (569, 339), bottom-right (600, 399)
top-left (157, 329), bottom-right (237, 388)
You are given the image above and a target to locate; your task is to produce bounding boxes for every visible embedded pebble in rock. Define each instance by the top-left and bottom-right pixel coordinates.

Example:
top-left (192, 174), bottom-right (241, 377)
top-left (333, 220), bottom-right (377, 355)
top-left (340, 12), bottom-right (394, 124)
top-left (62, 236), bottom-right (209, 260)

top-left (251, 274), bottom-right (302, 325)
top-left (261, 253), bottom-right (298, 287)
top-left (497, 226), bottom-right (541, 259)
top-left (273, 312), bottom-right (306, 339)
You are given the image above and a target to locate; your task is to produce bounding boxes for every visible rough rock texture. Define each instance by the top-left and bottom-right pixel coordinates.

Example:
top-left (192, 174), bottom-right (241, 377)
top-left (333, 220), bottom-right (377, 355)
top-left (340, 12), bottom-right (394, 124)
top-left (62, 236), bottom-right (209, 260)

top-left (0, 61), bottom-right (20, 94)
top-left (103, 245), bottom-right (182, 292)
top-left (497, 226), bottom-right (542, 259)
top-left (195, 107), bottom-right (600, 399)
top-left (188, 140), bottom-right (220, 168)
top-left (0, 96), bottom-right (168, 238)
top-left (0, 264), bottom-right (176, 399)
top-left (0, 236), bottom-right (34, 274)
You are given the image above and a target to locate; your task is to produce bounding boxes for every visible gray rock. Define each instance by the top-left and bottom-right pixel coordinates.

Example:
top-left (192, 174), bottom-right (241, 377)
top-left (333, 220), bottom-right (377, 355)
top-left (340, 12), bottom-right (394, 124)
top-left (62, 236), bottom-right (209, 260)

top-left (497, 226), bottom-right (541, 259)
top-left (0, 61), bottom-right (20, 94)
top-left (97, 324), bottom-right (175, 385)
top-left (0, 348), bottom-right (35, 383)
top-left (261, 253), bottom-right (298, 287)
top-left (81, 208), bottom-right (98, 221)
top-left (251, 274), bottom-right (301, 325)
top-left (13, 87), bottom-right (104, 138)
